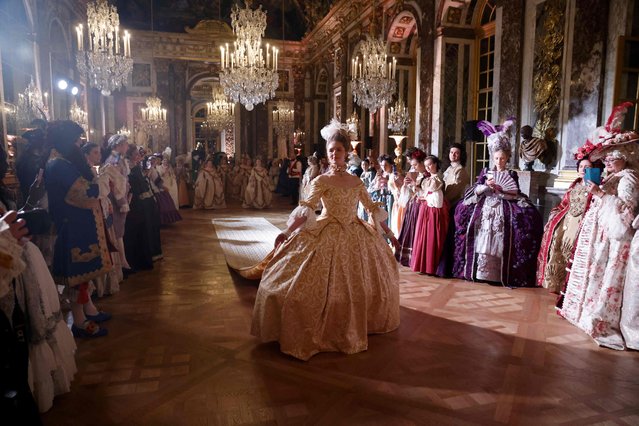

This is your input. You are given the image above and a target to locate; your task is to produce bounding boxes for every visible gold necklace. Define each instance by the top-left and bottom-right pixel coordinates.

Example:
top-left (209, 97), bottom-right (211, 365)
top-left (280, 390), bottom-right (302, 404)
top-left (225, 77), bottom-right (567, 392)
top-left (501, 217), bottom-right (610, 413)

top-left (330, 164), bottom-right (347, 174)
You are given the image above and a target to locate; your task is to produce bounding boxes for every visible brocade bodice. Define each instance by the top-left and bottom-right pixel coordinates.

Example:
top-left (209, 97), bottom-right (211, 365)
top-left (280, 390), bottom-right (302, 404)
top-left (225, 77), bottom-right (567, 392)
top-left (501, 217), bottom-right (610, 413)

top-left (301, 178), bottom-right (377, 225)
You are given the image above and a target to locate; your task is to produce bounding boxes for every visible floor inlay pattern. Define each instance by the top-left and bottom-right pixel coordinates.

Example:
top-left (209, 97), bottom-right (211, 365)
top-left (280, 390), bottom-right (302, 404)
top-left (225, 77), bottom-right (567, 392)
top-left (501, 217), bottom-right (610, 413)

top-left (42, 198), bottom-right (639, 425)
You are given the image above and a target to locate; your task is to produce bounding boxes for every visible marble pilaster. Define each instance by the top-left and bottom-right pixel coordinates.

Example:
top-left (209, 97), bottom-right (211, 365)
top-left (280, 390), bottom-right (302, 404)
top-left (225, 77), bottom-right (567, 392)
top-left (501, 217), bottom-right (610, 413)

top-left (153, 58), bottom-right (170, 152)
top-left (168, 61), bottom-right (188, 155)
top-left (293, 65), bottom-right (305, 134)
top-left (417, 0), bottom-right (436, 152)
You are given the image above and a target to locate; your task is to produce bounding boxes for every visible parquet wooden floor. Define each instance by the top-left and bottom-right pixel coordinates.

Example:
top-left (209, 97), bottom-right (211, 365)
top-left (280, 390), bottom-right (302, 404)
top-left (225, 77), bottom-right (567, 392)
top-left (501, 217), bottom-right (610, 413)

top-left (42, 197), bottom-right (639, 425)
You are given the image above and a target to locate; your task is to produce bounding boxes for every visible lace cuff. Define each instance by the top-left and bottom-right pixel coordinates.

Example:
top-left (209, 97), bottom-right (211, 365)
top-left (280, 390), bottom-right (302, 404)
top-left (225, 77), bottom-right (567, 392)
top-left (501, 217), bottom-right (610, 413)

top-left (475, 184), bottom-right (490, 195)
top-left (286, 205), bottom-right (317, 230)
top-left (463, 194), bottom-right (479, 206)
top-left (367, 206), bottom-right (388, 234)
top-left (602, 194), bottom-right (633, 240)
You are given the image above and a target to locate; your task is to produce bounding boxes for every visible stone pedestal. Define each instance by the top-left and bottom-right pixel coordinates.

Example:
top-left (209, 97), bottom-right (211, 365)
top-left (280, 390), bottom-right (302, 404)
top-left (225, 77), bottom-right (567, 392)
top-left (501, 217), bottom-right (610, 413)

top-left (517, 170), bottom-right (551, 206)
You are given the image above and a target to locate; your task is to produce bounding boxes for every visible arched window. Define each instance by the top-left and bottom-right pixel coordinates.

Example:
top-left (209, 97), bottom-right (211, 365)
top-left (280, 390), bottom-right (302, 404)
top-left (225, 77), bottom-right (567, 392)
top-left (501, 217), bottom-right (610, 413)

top-left (473, 0), bottom-right (496, 174)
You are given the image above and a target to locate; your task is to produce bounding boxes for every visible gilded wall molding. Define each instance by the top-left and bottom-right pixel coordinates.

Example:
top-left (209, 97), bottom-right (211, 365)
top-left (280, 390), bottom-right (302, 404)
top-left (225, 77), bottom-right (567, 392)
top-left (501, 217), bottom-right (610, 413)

top-left (532, 0), bottom-right (566, 137)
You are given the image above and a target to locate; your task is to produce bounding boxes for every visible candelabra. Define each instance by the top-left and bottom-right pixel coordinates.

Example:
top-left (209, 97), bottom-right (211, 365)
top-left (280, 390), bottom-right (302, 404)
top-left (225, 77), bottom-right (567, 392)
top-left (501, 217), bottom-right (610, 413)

top-left (293, 128), bottom-right (305, 144)
top-left (219, 1), bottom-right (279, 111)
top-left (15, 78), bottom-right (49, 129)
top-left (138, 95), bottom-right (168, 138)
top-left (272, 101), bottom-right (294, 136)
top-left (351, 35), bottom-right (396, 113)
top-left (346, 110), bottom-right (359, 138)
top-left (387, 97), bottom-right (410, 134)
top-left (206, 86), bottom-right (235, 130)
top-left (69, 99), bottom-right (88, 132)
top-left (75, 0), bottom-right (133, 96)
top-left (117, 125), bottom-right (131, 137)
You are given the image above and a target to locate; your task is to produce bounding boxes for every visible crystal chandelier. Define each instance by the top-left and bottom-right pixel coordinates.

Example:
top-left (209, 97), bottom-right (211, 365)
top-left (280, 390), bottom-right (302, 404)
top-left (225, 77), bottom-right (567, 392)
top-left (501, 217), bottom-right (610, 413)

top-left (351, 35), bottom-right (397, 113)
top-left (75, 0), bottom-right (133, 96)
top-left (138, 95), bottom-right (168, 137)
top-left (272, 101), bottom-right (294, 136)
top-left (387, 97), bottom-right (410, 134)
top-left (206, 86), bottom-right (235, 130)
top-left (219, 1), bottom-right (279, 111)
top-left (69, 99), bottom-right (88, 132)
top-left (16, 77), bottom-right (49, 128)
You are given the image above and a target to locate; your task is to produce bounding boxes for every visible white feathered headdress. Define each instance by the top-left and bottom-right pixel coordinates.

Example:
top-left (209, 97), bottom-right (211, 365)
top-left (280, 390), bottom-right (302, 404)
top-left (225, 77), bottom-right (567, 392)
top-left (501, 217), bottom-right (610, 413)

top-left (320, 118), bottom-right (356, 142)
top-left (477, 117), bottom-right (516, 154)
top-left (163, 146), bottom-right (172, 161)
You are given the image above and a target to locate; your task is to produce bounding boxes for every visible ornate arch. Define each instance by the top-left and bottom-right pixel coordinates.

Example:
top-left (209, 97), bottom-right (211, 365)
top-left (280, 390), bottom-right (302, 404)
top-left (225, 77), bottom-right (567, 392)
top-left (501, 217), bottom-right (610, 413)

top-left (186, 72), bottom-right (219, 94)
top-left (436, 0), bottom-right (484, 29)
top-left (48, 18), bottom-right (70, 58)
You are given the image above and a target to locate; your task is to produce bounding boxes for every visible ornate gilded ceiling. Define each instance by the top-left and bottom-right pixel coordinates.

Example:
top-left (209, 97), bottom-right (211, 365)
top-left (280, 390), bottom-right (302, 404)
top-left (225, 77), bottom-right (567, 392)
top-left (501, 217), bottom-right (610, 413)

top-left (115, 0), bottom-right (334, 41)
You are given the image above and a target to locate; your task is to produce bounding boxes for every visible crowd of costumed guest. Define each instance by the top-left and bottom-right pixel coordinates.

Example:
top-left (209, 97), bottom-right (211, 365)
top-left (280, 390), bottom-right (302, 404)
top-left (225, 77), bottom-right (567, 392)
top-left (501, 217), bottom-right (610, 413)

top-left (278, 105), bottom-right (639, 354)
top-left (2, 119), bottom-right (186, 419)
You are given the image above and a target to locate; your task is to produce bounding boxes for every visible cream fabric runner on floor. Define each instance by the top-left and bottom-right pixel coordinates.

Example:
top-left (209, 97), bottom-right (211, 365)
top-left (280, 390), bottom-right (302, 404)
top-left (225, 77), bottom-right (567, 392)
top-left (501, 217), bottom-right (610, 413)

top-left (212, 217), bottom-right (281, 271)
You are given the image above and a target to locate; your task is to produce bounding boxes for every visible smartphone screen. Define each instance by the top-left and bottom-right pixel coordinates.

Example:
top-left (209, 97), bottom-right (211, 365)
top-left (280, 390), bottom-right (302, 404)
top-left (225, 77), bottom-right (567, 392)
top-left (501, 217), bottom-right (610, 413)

top-left (584, 168), bottom-right (601, 185)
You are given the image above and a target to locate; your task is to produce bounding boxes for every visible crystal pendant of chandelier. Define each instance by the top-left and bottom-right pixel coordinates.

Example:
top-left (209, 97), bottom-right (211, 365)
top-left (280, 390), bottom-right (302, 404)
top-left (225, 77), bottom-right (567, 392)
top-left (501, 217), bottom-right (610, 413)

top-left (272, 101), bottom-right (294, 136)
top-left (387, 97), bottom-right (410, 134)
top-left (75, 0), bottom-right (133, 96)
top-left (351, 35), bottom-right (397, 113)
top-left (69, 99), bottom-right (89, 132)
top-left (138, 95), bottom-right (168, 137)
top-left (219, 1), bottom-right (279, 111)
top-left (16, 77), bottom-right (49, 128)
top-left (206, 86), bottom-right (235, 130)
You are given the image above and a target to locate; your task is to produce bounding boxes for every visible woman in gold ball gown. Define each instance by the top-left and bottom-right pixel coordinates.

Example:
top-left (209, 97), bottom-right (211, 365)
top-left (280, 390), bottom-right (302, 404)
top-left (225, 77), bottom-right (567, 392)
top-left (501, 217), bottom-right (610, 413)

top-left (251, 121), bottom-right (401, 361)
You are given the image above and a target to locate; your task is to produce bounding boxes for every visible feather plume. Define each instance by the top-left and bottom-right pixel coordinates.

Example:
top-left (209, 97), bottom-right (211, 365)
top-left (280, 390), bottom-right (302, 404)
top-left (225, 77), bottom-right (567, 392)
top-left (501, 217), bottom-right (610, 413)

top-left (320, 118), bottom-right (353, 141)
top-left (497, 116), bottom-right (516, 133)
top-left (477, 120), bottom-right (497, 137)
top-left (605, 101), bottom-right (634, 132)
top-left (163, 146), bottom-right (172, 160)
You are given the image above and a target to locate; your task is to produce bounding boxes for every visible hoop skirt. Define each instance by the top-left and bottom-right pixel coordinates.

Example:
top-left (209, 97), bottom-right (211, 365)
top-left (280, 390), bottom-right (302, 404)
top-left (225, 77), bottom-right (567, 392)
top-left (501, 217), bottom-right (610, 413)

top-left (251, 178), bottom-right (400, 360)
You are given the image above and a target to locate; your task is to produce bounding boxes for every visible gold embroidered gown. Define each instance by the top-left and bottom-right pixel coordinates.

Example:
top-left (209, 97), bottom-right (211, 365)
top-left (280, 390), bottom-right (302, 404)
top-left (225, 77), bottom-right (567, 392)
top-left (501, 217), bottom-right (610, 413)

top-left (251, 177), bottom-right (400, 360)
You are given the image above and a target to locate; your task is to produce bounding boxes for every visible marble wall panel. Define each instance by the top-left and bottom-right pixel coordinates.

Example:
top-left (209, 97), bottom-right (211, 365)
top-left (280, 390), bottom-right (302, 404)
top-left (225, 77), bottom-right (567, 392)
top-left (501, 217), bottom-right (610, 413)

top-left (496, 0), bottom-right (525, 121)
top-left (562, 0), bottom-right (608, 169)
top-left (442, 43), bottom-right (459, 152)
top-left (603, 0), bottom-right (630, 119)
top-left (168, 61), bottom-right (188, 155)
top-left (418, 0), bottom-right (437, 151)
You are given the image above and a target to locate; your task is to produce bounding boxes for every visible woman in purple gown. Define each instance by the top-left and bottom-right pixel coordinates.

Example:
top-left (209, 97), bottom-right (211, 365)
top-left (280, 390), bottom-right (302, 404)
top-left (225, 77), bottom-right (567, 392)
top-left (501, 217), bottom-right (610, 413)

top-left (453, 119), bottom-right (543, 287)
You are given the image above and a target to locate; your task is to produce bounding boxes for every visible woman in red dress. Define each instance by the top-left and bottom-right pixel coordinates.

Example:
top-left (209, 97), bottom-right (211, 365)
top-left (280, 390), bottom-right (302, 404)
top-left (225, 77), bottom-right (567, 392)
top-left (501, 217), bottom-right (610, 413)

top-left (410, 155), bottom-right (449, 275)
